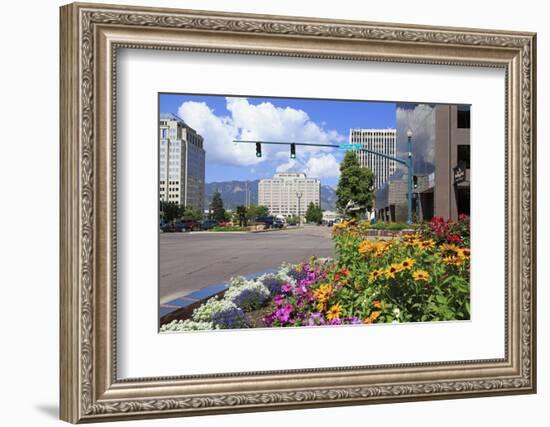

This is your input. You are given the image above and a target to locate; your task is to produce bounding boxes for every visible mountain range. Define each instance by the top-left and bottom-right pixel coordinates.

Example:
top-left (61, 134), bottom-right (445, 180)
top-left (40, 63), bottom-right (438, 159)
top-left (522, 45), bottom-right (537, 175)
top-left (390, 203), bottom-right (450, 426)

top-left (205, 180), bottom-right (337, 211)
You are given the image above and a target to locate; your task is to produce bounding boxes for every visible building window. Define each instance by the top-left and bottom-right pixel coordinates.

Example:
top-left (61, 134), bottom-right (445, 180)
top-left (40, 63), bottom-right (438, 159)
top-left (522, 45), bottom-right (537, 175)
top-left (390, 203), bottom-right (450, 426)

top-left (457, 106), bottom-right (470, 129)
top-left (457, 145), bottom-right (470, 169)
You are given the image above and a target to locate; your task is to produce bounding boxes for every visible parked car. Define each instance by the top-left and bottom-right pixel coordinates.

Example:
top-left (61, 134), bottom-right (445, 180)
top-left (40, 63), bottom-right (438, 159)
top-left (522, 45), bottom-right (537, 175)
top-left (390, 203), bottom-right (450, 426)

top-left (200, 219), bottom-right (218, 230)
top-left (273, 219), bottom-right (285, 229)
top-left (180, 219), bottom-right (201, 231)
top-left (255, 215), bottom-right (276, 229)
top-left (161, 221), bottom-right (186, 232)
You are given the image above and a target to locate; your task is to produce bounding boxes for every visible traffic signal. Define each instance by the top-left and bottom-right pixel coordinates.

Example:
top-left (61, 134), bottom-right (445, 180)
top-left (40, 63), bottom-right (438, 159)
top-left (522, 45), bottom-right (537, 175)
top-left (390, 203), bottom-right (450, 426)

top-left (290, 143), bottom-right (296, 159)
top-left (255, 142), bottom-right (262, 158)
top-left (413, 175), bottom-right (418, 189)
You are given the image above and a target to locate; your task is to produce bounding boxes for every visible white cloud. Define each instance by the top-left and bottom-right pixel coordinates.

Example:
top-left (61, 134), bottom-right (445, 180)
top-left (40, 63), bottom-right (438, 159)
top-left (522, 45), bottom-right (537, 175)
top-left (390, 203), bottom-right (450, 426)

top-left (177, 98), bottom-right (345, 170)
top-left (275, 153), bottom-right (341, 180)
top-left (276, 159), bottom-right (301, 174)
top-left (305, 154), bottom-right (341, 179)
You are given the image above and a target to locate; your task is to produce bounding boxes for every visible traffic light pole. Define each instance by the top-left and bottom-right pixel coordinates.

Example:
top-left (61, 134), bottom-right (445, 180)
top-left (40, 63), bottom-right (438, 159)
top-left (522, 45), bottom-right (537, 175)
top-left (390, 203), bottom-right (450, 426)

top-left (234, 139), bottom-right (414, 224)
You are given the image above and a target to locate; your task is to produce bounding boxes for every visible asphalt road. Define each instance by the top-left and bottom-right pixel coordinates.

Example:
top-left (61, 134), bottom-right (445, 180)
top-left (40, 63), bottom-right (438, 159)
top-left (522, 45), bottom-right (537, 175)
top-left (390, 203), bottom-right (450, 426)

top-left (159, 225), bottom-right (334, 303)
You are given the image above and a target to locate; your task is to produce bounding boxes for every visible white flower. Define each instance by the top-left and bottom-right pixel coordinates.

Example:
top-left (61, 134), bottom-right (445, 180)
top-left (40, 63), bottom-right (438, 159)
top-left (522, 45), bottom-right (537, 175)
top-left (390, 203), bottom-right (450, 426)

top-left (225, 280), bottom-right (270, 302)
top-left (191, 297), bottom-right (238, 322)
top-left (160, 319), bottom-right (214, 332)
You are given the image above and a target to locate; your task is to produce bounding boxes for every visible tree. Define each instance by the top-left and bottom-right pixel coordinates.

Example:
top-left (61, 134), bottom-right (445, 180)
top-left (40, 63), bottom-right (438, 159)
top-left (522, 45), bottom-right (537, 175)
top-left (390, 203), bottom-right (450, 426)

top-left (236, 205), bottom-right (248, 227)
top-left (287, 215), bottom-right (299, 226)
top-left (256, 205), bottom-right (269, 217)
top-left (246, 204), bottom-right (270, 222)
top-left (305, 202), bottom-right (323, 224)
top-left (181, 206), bottom-right (203, 221)
top-left (160, 201), bottom-right (184, 222)
top-left (336, 151), bottom-right (375, 218)
top-left (210, 191), bottom-right (226, 222)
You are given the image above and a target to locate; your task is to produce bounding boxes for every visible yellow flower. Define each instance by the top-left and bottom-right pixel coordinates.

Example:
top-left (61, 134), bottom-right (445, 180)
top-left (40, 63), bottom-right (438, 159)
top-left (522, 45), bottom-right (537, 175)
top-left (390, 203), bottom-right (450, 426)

top-left (400, 257), bottom-right (416, 270)
top-left (317, 302), bottom-right (327, 312)
top-left (369, 269), bottom-right (384, 282)
top-left (359, 239), bottom-right (390, 257)
top-left (313, 284), bottom-right (333, 303)
top-left (440, 243), bottom-right (460, 253)
top-left (385, 263), bottom-right (403, 279)
top-left (456, 248), bottom-right (471, 259)
top-left (374, 241), bottom-right (390, 257)
top-left (358, 239), bottom-right (376, 255)
top-left (403, 233), bottom-right (421, 247)
top-left (416, 239), bottom-right (436, 250)
top-left (443, 256), bottom-right (463, 266)
top-left (326, 303), bottom-right (342, 320)
top-left (412, 270), bottom-right (430, 282)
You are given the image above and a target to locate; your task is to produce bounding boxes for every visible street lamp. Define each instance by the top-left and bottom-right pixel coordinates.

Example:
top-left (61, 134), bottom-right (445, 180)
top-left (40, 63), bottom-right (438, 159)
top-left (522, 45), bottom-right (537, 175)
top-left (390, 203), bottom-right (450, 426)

top-left (296, 192), bottom-right (303, 226)
top-left (406, 129), bottom-right (413, 224)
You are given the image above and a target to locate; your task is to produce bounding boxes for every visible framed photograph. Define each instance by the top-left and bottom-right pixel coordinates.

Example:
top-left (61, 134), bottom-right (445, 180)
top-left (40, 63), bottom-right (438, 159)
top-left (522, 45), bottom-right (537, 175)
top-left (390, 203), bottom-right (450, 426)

top-left (60, 2), bottom-right (537, 423)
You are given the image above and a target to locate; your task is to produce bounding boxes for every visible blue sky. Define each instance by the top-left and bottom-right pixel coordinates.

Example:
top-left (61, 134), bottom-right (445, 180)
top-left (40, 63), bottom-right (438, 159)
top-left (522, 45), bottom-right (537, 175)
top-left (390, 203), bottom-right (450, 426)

top-left (160, 93), bottom-right (396, 187)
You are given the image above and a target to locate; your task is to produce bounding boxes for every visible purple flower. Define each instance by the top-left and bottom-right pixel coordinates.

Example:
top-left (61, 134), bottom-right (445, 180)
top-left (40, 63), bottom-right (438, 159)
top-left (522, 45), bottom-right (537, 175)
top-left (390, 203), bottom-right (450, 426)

top-left (329, 318), bottom-right (342, 326)
top-left (262, 276), bottom-right (284, 295)
top-left (281, 283), bottom-right (293, 293)
top-left (263, 313), bottom-right (275, 327)
top-left (274, 294), bottom-right (284, 306)
top-left (344, 317), bottom-right (363, 325)
top-left (275, 308), bottom-right (291, 323)
top-left (307, 312), bottom-right (326, 326)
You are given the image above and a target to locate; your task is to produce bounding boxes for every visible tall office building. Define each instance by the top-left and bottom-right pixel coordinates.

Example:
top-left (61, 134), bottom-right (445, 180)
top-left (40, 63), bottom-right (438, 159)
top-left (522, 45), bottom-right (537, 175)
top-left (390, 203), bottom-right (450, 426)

top-left (350, 129), bottom-right (397, 190)
top-left (259, 173), bottom-right (320, 219)
top-left (375, 104), bottom-right (470, 222)
top-left (159, 113), bottom-right (206, 211)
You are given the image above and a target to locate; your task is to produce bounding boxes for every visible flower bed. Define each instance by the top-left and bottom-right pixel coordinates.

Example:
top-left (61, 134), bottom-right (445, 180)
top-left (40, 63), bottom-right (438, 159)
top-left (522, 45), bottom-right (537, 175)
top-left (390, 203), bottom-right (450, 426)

top-left (161, 216), bottom-right (470, 332)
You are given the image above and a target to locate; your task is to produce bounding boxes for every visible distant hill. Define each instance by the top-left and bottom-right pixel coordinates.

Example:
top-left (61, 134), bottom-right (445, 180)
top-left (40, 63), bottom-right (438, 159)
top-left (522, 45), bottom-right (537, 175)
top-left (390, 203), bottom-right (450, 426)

top-left (320, 185), bottom-right (337, 212)
top-left (205, 180), bottom-right (259, 210)
top-left (205, 180), bottom-right (337, 211)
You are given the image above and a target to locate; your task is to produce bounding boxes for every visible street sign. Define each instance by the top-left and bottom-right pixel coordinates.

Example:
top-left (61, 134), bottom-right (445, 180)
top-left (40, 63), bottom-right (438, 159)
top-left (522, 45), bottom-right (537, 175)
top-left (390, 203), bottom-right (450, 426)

top-left (339, 143), bottom-right (362, 150)
top-left (453, 166), bottom-right (466, 184)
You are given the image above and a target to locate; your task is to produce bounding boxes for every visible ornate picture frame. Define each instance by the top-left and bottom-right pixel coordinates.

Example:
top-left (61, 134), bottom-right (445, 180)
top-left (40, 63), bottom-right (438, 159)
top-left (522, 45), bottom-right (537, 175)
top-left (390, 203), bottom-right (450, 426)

top-left (60, 2), bottom-right (536, 423)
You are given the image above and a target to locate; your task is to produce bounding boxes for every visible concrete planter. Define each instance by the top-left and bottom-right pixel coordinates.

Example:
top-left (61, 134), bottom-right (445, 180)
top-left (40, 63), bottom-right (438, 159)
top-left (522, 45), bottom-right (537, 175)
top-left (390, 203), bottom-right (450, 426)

top-left (363, 228), bottom-right (416, 237)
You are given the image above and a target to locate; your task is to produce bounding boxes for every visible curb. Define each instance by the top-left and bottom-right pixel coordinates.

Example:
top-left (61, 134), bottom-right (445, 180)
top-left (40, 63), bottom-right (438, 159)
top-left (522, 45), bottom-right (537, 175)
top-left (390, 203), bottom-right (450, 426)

top-left (159, 268), bottom-right (278, 325)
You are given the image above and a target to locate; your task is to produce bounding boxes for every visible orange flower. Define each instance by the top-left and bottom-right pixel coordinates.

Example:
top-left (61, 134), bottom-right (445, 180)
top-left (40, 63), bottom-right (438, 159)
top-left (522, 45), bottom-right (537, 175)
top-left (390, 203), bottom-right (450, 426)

top-left (372, 300), bottom-right (382, 309)
top-left (370, 311), bottom-right (381, 322)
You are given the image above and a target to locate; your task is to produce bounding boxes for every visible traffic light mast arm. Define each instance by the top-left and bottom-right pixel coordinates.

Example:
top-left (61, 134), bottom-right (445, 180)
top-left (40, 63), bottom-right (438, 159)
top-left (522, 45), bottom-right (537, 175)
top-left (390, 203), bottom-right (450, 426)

top-left (235, 138), bottom-right (413, 224)
top-left (235, 139), bottom-right (408, 166)
top-left (357, 148), bottom-right (408, 166)
top-left (234, 140), bottom-right (338, 149)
